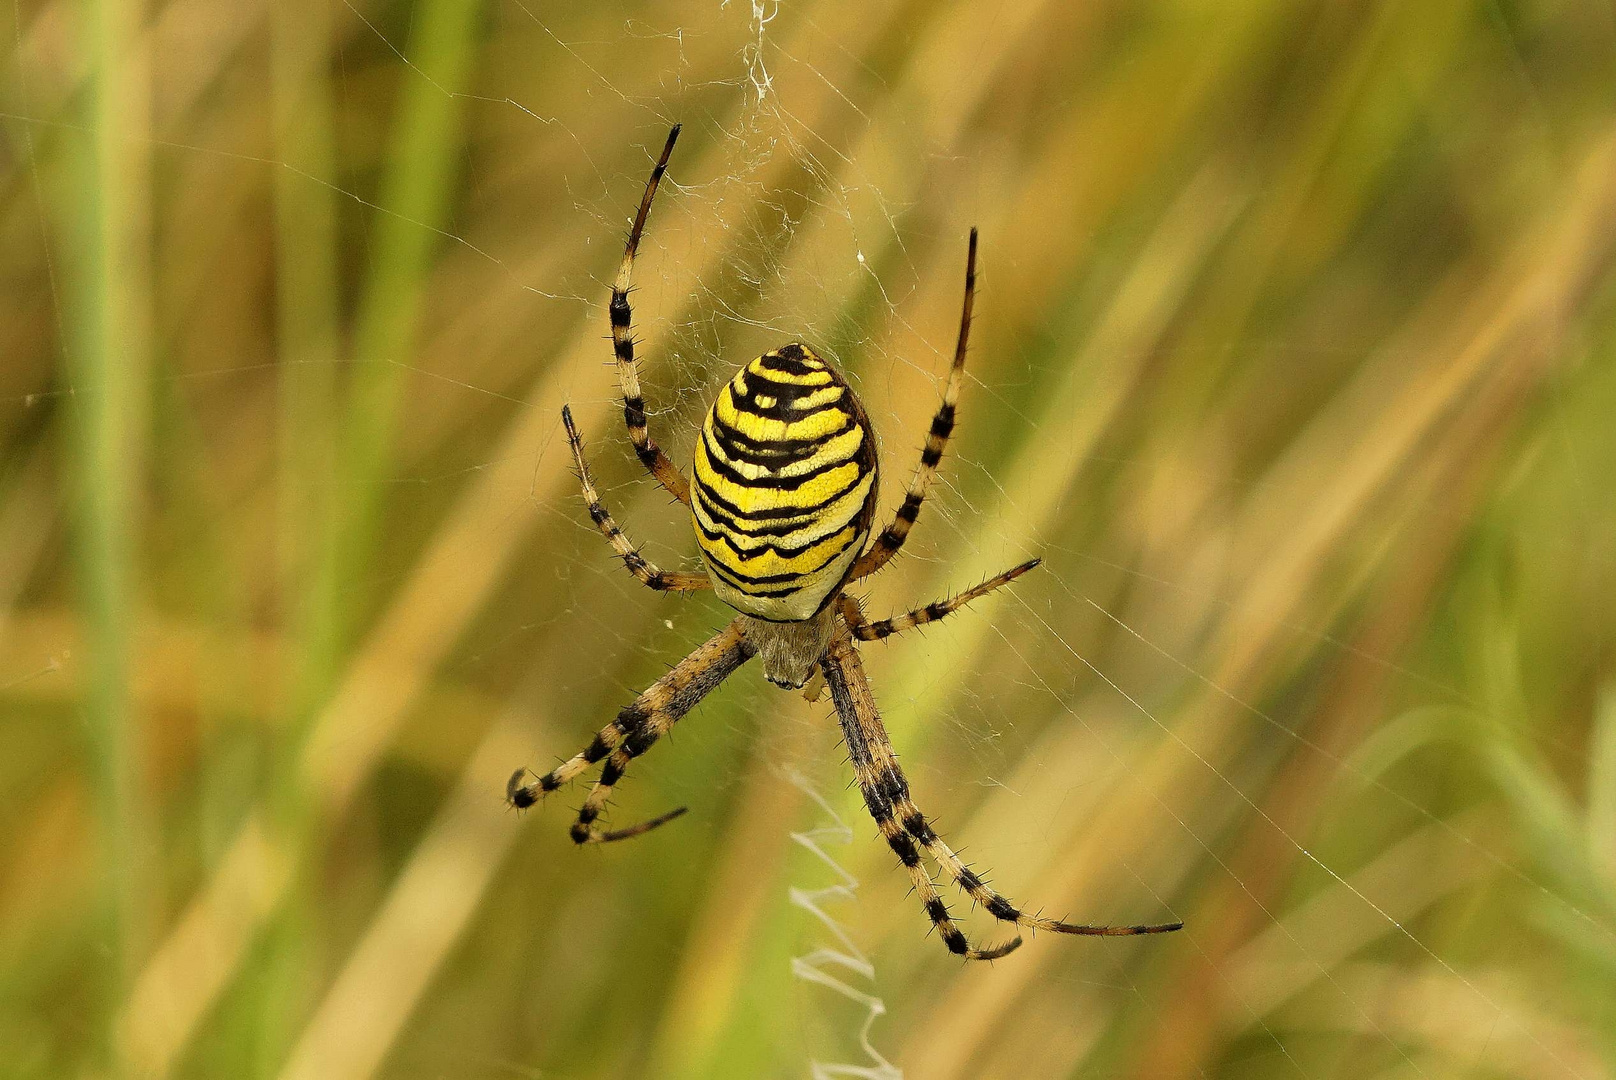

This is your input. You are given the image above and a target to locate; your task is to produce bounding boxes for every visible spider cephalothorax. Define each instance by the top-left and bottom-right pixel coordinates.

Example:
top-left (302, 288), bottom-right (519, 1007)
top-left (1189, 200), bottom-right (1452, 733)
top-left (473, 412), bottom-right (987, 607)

top-left (508, 125), bottom-right (1181, 960)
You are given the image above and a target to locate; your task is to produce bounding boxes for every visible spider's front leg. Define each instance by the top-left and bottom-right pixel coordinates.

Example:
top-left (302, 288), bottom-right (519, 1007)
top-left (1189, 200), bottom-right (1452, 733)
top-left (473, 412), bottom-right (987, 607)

top-left (818, 626), bottom-right (1180, 959)
top-left (850, 228), bottom-right (977, 582)
top-left (508, 618), bottom-right (754, 843)
top-left (610, 124), bottom-right (691, 504)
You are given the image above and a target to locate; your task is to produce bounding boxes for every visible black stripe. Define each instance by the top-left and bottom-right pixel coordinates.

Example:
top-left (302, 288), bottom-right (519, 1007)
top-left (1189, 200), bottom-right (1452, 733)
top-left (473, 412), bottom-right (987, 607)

top-left (699, 427), bottom-right (862, 494)
top-left (694, 514), bottom-right (859, 564)
top-left (903, 812), bottom-right (937, 844)
top-left (704, 549), bottom-right (861, 595)
top-left (733, 365), bottom-right (831, 394)
top-left (614, 703), bottom-right (648, 733)
top-left (728, 369), bottom-right (841, 408)
top-left (693, 486), bottom-right (854, 539)
top-left (700, 526), bottom-right (861, 582)
top-left (985, 896), bottom-right (1019, 921)
top-left (624, 727), bottom-right (658, 758)
top-left (710, 411), bottom-right (853, 462)
top-left (623, 397), bottom-right (647, 429)
top-left (873, 767), bottom-right (909, 806)
top-left (754, 348), bottom-right (822, 377)
top-left (609, 295), bottom-right (632, 328)
top-left (924, 897), bottom-right (950, 925)
top-left (728, 392), bottom-right (849, 424)
top-left (887, 832), bottom-right (921, 867)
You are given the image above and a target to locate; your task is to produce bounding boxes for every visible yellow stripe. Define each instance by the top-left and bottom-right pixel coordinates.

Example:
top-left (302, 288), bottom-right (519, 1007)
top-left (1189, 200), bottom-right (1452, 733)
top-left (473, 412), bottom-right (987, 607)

top-left (745, 357), bottom-right (833, 386)
top-left (784, 384), bottom-right (845, 410)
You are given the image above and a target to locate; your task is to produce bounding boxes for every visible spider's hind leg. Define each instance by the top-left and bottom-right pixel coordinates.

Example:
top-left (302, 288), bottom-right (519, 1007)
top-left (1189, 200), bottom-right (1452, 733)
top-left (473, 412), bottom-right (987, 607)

top-left (893, 795), bottom-right (1184, 938)
top-left (819, 627), bottom-right (1181, 957)
top-left (820, 630), bottom-right (1021, 961)
top-left (508, 619), bottom-right (755, 842)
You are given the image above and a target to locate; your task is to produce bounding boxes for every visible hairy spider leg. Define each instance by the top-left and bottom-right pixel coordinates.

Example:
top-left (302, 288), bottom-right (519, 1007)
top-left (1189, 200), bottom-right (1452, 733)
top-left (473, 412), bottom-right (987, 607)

top-left (611, 124), bottom-right (691, 505)
top-left (562, 405), bottom-right (710, 592)
top-left (841, 558), bottom-right (1041, 641)
top-left (820, 627), bottom-right (1181, 960)
top-left (508, 620), bottom-right (754, 843)
top-left (851, 228), bottom-right (977, 581)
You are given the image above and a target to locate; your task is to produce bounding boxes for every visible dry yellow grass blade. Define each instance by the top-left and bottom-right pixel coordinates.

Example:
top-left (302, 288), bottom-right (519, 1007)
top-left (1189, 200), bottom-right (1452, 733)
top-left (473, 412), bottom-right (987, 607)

top-left (641, 754), bottom-right (810, 1079)
top-left (1226, 810), bottom-right (1495, 1019)
top-left (274, 709), bottom-right (536, 1080)
top-left (1293, 964), bottom-right (1606, 1079)
top-left (116, 275), bottom-right (648, 1076)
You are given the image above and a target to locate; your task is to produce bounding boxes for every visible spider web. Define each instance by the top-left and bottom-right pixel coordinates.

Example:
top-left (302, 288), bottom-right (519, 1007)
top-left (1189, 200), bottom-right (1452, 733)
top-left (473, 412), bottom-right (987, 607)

top-left (4, 1), bottom-right (1615, 1079)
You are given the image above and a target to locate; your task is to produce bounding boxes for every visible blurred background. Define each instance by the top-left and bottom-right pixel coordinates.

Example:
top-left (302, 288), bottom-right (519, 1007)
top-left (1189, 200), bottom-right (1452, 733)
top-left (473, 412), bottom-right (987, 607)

top-left (5, 0), bottom-right (1616, 1077)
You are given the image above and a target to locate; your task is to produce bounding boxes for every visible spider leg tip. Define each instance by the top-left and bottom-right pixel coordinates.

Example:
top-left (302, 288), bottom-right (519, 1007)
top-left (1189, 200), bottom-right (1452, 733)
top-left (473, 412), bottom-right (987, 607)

top-left (506, 767), bottom-right (539, 810)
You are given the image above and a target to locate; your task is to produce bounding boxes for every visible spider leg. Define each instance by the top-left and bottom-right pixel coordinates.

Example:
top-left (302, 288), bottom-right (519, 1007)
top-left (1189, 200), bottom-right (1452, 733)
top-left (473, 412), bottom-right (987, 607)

top-left (842, 558), bottom-right (1040, 641)
top-left (561, 405), bottom-right (710, 592)
top-left (612, 124), bottom-right (692, 505)
top-left (819, 628), bottom-right (1181, 955)
top-left (820, 628), bottom-right (1021, 961)
top-left (508, 619), bottom-right (754, 843)
top-left (850, 229), bottom-right (977, 582)
top-left (886, 791), bottom-right (1182, 938)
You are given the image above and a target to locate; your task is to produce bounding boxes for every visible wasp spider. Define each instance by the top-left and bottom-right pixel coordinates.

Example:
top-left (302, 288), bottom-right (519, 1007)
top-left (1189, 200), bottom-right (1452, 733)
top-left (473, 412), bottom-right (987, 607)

top-left (508, 126), bottom-right (1183, 960)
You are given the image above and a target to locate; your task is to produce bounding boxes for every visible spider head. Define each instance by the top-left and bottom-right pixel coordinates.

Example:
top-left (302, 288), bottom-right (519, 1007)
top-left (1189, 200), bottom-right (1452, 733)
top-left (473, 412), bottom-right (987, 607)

top-left (739, 608), bottom-right (838, 690)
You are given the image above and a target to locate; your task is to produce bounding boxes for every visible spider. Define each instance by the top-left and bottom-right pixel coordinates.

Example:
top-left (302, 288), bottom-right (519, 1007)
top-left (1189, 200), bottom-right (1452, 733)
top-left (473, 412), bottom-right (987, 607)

top-left (508, 125), bottom-right (1183, 960)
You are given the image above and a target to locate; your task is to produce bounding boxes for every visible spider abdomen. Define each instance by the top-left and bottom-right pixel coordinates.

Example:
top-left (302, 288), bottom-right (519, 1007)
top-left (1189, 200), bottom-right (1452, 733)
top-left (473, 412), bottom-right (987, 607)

top-left (692, 344), bottom-right (878, 622)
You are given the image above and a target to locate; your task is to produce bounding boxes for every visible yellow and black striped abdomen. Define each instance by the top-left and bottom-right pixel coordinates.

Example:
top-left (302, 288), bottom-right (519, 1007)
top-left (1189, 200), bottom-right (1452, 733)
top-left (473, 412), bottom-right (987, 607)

top-left (692, 344), bottom-right (878, 622)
